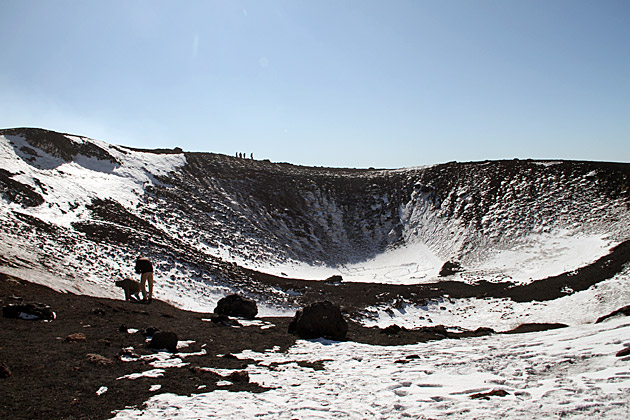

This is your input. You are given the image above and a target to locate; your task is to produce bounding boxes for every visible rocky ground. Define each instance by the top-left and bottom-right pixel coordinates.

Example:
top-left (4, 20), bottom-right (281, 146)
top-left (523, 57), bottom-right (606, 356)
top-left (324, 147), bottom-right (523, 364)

top-left (3, 240), bottom-right (630, 420)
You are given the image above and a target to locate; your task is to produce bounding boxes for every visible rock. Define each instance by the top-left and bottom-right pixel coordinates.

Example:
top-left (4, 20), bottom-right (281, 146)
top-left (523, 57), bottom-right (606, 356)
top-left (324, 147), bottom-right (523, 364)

top-left (228, 370), bottom-right (249, 383)
top-left (288, 300), bottom-right (348, 340)
top-left (143, 327), bottom-right (160, 337)
top-left (86, 354), bottom-right (113, 366)
top-left (470, 389), bottom-right (509, 399)
top-left (149, 331), bottom-right (178, 352)
top-left (439, 261), bottom-right (462, 277)
top-left (0, 362), bottom-right (11, 378)
top-left (595, 305), bottom-right (630, 323)
top-left (214, 294), bottom-right (258, 320)
top-left (118, 348), bottom-right (139, 359)
top-left (92, 307), bottom-right (106, 316)
top-left (65, 333), bottom-right (87, 342)
top-left (616, 347), bottom-right (630, 358)
top-left (2, 302), bottom-right (55, 321)
top-left (324, 275), bottom-right (343, 284)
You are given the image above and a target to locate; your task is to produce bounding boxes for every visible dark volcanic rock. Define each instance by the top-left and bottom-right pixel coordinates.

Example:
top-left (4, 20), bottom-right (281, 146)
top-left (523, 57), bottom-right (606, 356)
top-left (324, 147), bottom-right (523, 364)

top-left (324, 275), bottom-right (343, 284)
top-left (214, 294), bottom-right (258, 320)
top-left (288, 300), bottom-right (348, 340)
top-left (439, 261), bottom-right (462, 277)
top-left (469, 389), bottom-right (509, 399)
top-left (595, 305), bottom-right (630, 323)
top-left (616, 347), bottom-right (630, 358)
top-left (381, 324), bottom-right (403, 335)
top-left (504, 323), bottom-right (568, 334)
top-left (228, 370), bottom-right (250, 383)
top-left (3, 302), bottom-right (55, 321)
top-left (149, 330), bottom-right (178, 352)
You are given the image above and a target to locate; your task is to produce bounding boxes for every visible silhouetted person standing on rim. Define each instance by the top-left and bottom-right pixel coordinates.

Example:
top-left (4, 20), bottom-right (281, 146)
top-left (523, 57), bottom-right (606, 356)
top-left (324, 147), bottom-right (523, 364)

top-left (135, 256), bottom-right (154, 303)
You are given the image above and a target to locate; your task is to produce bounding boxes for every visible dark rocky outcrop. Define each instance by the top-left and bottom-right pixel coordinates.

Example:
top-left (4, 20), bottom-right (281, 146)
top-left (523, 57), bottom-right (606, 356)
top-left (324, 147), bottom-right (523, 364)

top-left (616, 347), bottom-right (630, 358)
top-left (288, 300), bottom-right (348, 340)
top-left (324, 275), bottom-right (343, 284)
top-left (381, 324), bottom-right (404, 335)
top-left (228, 371), bottom-right (250, 383)
top-left (149, 330), bottom-right (178, 352)
top-left (439, 261), bottom-right (462, 277)
top-left (595, 305), bottom-right (630, 323)
top-left (469, 389), bottom-right (509, 399)
top-left (503, 323), bottom-right (568, 334)
top-left (214, 294), bottom-right (258, 320)
top-left (3, 303), bottom-right (55, 321)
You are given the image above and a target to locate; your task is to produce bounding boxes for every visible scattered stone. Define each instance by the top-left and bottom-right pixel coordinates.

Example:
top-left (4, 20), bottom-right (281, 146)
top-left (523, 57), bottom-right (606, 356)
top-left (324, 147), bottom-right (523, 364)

top-left (118, 348), bottom-right (139, 359)
top-left (92, 308), bottom-right (106, 316)
top-left (595, 305), bottom-right (630, 323)
top-left (228, 370), bottom-right (249, 383)
top-left (324, 275), bottom-right (343, 285)
top-left (65, 333), bottom-right (87, 342)
top-left (214, 294), bottom-right (258, 320)
top-left (288, 300), bottom-right (348, 340)
top-left (616, 347), bottom-right (630, 358)
top-left (143, 327), bottom-right (160, 337)
top-left (86, 354), bottom-right (114, 366)
top-left (0, 362), bottom-right (12, 378)
top-left (149, 331), bottom-right (178, 352)
top-left (439, 261), bottom-right (462, 277)
top-left (3, 302), bottom-right (55, 321)
top-left (470, 389), bottom-right (509, 399)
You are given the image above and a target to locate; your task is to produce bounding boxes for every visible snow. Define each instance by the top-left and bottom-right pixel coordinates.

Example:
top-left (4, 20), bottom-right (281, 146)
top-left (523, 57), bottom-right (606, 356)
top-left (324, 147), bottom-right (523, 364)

top-left (112, 317), bottom-right (630, 419)
top-left (248, 242), bottom-right (443, 284)
top-left (361, 267), bottom-right (630, 332)
top-left (236, 231), bottom-right (612, 287)
top-left (459, 230), bottom-right (614, 285)
top-left (0, 133), bottom-right (186, 226)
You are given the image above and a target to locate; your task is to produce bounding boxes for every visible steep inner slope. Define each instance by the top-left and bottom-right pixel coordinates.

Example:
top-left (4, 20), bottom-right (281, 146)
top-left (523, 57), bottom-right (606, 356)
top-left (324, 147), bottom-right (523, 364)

top-left (0, 128), bottom-right (629, 311)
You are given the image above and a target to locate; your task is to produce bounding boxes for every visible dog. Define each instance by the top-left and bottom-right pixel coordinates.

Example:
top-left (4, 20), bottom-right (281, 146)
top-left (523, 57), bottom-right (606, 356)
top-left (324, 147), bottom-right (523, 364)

top-left (115, 278), bottom-right (142, 302)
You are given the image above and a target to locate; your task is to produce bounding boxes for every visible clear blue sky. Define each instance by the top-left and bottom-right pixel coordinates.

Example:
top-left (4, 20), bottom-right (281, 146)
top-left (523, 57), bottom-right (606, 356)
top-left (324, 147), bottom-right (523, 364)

top-left (1, 1), bottom-right (628, 168)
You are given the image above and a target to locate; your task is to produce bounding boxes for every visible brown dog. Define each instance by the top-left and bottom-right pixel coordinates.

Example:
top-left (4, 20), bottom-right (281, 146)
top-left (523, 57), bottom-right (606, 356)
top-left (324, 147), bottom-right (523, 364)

top-left (115, 278), bottom-right (142, 302)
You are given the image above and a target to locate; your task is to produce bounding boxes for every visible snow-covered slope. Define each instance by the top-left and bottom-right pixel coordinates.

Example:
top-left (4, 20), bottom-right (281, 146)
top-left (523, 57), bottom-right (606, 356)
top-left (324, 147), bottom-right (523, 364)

top-left (1, 127), bottom-right (629, 310)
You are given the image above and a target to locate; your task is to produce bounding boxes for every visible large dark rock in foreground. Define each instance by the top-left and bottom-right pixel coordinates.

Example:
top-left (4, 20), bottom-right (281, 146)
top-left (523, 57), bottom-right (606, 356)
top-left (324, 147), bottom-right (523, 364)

top-left (288, 300), bottom-right (348, 340)
top-left (214, 294), bottom-right (258, 320)
top-left (149, 331), bottom-right (178, 352)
